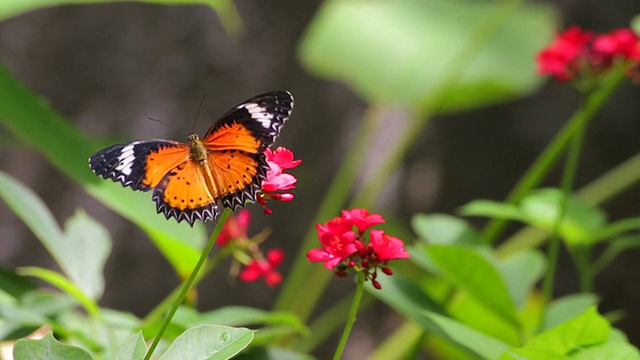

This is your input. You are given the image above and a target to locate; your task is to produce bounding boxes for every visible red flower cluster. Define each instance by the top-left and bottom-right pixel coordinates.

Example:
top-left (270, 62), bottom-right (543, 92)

top-left (259, 147), bottom-right (301, 214)
top-left (239, 249), bottom-right (284, 287)
top-left (537, 26), bottom-right (640, 82)
top-left (215, 209), bottom-right (284, 287)
top-left (307, 209), bottom-right (409, 289)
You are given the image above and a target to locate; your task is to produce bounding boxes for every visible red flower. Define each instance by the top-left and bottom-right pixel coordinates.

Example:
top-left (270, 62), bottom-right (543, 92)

top-left (341, 208), bottom-right (385, 233)
top-left (239, 249), bottom-right (284, 287)
top-left (307, 230), bottom-right (358, 269)
top-left (369, 229), bottom-right (410, 261)
top-left (216, 209), bottom-right (251, 246)
top-left (266, 146), bottom-right (302, 170)
top-left (592, 28), bottom-right (640, 61)
top-left (307, 210), bottom-right (409, 289)
top-left (536, 26), bottom-right (593, 81)
top-left (316, 217), bottom-right (354, 239)
top-left (259, 147), bottom-right (301, 214)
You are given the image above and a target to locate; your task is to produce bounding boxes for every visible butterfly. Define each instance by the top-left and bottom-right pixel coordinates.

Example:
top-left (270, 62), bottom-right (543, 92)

top-left (89, 91), bottom-right (294, 225)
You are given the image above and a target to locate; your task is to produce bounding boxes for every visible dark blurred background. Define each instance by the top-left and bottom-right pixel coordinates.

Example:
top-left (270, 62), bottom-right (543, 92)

top-left (1, 0), bottom-right (640, 358)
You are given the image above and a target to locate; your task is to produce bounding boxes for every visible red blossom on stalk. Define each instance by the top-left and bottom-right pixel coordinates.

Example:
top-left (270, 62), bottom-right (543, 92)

top-left (369, 229), bottom-right (410, 261)
top-left (216, 209), bottom-right (251, 246)
top-left (536, 26), bottom-right (593, 81)
top-left (341, 208), bottom-right (385, 233)
top-left (215, 210), bottom-right (286, 287)
top-left (537, 26), bottom-right (640, 83)
top-left (306, 209), bottom-right (409, 289)
top-left (259, 147), bottom-right (301, 215)
top-left (239, 249), bottom-right (285, 287)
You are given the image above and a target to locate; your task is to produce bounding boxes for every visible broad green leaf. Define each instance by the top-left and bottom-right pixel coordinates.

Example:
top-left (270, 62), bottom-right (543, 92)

top-left (0, 292), bottom-right (76, 341)
top-left (236, 346), bottom-right (316, 360)
top-left (0, 62), bottom-right (205, 276)
top-left (116, 331), bottom-right (146, 360)
top-left (174, 306), bottom-right (306, 334)
top-left (0, 171), bottom-right (110, 299)
top-left (519, 189), bottom-right (606, 245)
top-left (448, 292), bottom-right (520, 345)
top-left (159, 325), bottom-right (254, 360)
top-left (411, 213), bottom-right (480, 245)
top-left (60, 210), bottom-right (111, 300)
top-left (299, 0), bottom-right (555, 113)
top-left (526, 307), bottom-right (609, 355)
top-left (0, 170), bottom-right (65, 257)
top-left (460, 200), bottom-right (523, 221)
top-left (13, 332), bottom-right (93, 360)
top-left (508, 348), bottom-right (568, 360)
top-left (632, 15), bottom-right (640, 35)
top-left (426, 245), bottom-right (518, 325)
top-left (495, 250), bottom-right (546, 308)
top-left (569, 329), bottom-right (640, 360)
top-left (17, 267), bottom-right (99, 318)
top-left (593, 235), bottom-right (640, 272)
top-left (416, 311), bottom-right (509, 359)
top-left (542, 293), bottom-right (599, 331)
top-left (0, 267), bottom-right (37, 299)
top-left (371, 273), bottom-right (444, 319)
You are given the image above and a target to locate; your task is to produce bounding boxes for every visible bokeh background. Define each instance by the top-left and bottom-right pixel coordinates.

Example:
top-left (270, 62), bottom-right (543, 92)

top-left (1, 0), bottom-right (640, 358)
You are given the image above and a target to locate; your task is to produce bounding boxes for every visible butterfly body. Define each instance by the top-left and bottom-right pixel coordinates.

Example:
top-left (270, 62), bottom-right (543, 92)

top-left (89, 91), bottom-right (294, 225)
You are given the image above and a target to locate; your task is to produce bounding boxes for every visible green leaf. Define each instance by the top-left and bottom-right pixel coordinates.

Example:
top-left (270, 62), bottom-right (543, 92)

top-left (632, 14), bottom-right (640, 35)
top-left (0, 60), bottom-right (205, 277)
top-left (17, 267), bottom-right (99, 318)
top-left (416, 311), bottom-right (509, 359)
top-left (158, 325), bottom-right (254, 360)
top-left (0, 171), bottom-right (110, 299)
top-left (507, 348), bottom-right (568, 360)
top-left (116, 331), bottom-right (146, 360)
top-left (593, 235), bottom-right (640, 272)
top-left (299, 0), bottom-right (555, 113)
top-left (0, 267), bottom-right (37, 299)
top-left (411, 213), bottom-right (480, 245)
top-left (495, 250), bottom-right (546, 308)
top-left (236, 346), bottom-right (317, 360)
top-left (526, 306), bottom-right (610, 355)
top-left (518, 189), bottom-right (607, 245)
top-left (542, 293), bottom-right (599, 332)
top-left (460, 200), bottom-right (523, 221)
top-left (60, 210), bottom-right (111, 299)
top-left (426, 245), bottom-right (518, 325)
top-left (13, 332), bottom-right (93, 360)
top-left (569, 329), bottom-right (640, 360)
top-left (0, 170), bottom-right (65, 257)
top-left (174, 306), bottom-right (306, 334)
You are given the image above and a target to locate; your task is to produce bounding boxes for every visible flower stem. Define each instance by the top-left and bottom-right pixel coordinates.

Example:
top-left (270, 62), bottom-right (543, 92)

top-left (540, 118), bottom-right (585, 322)
top-left (332, 272), bottom-right (365, 360)
top-left (481, 66), bottom-right (627, 244)
top-left (143, 209), bottom-right (231, 360)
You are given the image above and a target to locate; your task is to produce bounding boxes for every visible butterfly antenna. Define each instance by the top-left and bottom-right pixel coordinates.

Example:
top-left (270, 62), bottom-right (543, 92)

top-left (192, 92), bottom-right (207, 134)
top-left (147, 117), bottom-right (173, 128)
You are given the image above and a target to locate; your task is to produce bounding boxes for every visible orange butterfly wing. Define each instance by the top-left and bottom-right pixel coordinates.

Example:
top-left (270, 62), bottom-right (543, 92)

top-left (152, 159), bottom-right (220, 223)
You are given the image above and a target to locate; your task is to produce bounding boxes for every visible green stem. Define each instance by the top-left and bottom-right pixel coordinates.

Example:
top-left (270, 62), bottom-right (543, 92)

top-left (332, 272), bottom-right (366, 360)
top-left (141, 245), bottom-right (232, 330)
top-left (481, 66), bottom-right (627, 244)
top-left (143, 209), bottom-right (231, 360)
top-left (570, 245), bottom-right (593, 292)
top-left (540, 119), bottom-right (585, 322)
